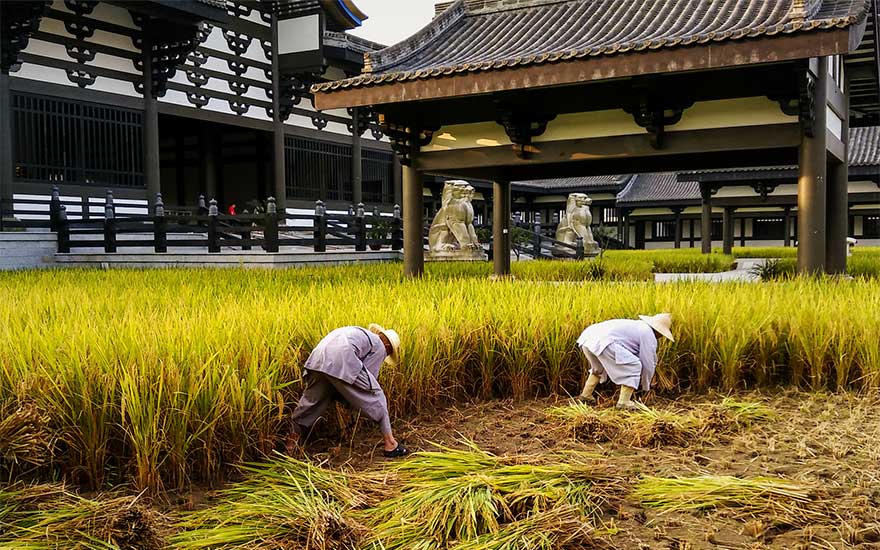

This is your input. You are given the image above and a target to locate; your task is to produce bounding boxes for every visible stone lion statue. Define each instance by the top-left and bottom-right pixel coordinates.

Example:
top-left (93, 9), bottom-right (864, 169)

top-left (553, 193), bottom-right (601, 257)
top-left (427, 180), bottom-right (486, 260)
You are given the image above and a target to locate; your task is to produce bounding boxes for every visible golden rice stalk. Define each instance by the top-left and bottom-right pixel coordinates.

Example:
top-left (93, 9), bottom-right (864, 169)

top-left (0, 403), bottom-right (54, 469)
top-left (717, 397), bottom-right (776, 425)
top-left (451, 505), bottom-right (592, 550)
top-left (632, 475), bottom-right (827, 526)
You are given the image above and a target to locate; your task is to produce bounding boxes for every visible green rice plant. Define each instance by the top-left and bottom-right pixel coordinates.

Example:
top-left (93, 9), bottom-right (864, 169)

top-left (632, 475), bottom-right (825, 525)
top-left (748, 258), bottom-right (796, 281)
top-left (363, 443), bottom-right (620, 549)
top-left (171, 454), bottom-right (366, 550)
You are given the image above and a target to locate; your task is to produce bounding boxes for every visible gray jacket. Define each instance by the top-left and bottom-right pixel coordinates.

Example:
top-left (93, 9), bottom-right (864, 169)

top-left (303, 326), bottom-right (387, 387)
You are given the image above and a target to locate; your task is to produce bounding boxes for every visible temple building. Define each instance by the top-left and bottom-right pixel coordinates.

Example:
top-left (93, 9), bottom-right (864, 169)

top-left (1, 0), bottom-right (398, 222)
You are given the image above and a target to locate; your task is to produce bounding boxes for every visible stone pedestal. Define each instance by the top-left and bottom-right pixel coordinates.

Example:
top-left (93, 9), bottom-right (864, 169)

top-left (426, 248), bottom-right (488, 262)
top-left (551, 241), bottom-right (601, 258)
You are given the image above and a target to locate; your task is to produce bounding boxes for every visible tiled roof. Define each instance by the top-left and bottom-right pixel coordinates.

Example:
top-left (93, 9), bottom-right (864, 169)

top-left (850, 126), bottom-right (880, 167)
top-left (616, 173), bottom-right (701, 205)
top-left (196, 0), bottom-right (226, 7)
top-left (324, 31), bottom-right (385, 55)
top-left (314, 0), bottom-right (870, 93)
top-left (513, 174), bottom-right (631, 191)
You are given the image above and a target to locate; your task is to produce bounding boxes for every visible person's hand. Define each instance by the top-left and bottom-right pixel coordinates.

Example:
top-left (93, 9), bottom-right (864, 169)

top-left (285, 433), bottom-right (300, 455)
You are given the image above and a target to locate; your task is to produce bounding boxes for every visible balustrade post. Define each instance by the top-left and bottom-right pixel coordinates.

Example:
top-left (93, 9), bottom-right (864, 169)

top-left (208, 198), bottom-right (220, 253)
top-left (50, 186), bottom-right (61, 232)
top-left (103, 190), bottom-right (116, 253)
top-left (314, 200), bottom-right (327, 252)
top-left (391, 204), bottom-right (403, 251)
top-left (263, 197), bottom-right (279, 253)
top-left (355, 202), bottom-right (366, 251)
top-left (57, 206), bottom-right (70, 253)
top-left (576, 236), bottom-right (584, 260)
top-left (197, 194), bottom-right (207, 215)
top-left (532, 218), bottom-right (542, 259)
top-left (154, 193), bottom-right (167, 253)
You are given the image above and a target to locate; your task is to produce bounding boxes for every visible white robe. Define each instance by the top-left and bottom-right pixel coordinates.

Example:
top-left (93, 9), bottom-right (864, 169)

top-left (576, 319), bottom-right (658, 391)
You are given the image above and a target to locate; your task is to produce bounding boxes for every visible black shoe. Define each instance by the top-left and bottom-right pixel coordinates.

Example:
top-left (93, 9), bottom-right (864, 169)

top-left (383, 443), bottom-right (409, 458)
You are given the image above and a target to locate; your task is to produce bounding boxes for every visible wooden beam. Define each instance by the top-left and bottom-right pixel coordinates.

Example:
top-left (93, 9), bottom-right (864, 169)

top-left (415, 124), bottom-right (801, 172)
top-left (314, 29), bottom-right (855, 110)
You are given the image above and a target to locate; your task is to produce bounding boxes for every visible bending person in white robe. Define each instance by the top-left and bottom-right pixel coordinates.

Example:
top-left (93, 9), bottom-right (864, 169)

top-left (576, 313), bottom-right (674, 410)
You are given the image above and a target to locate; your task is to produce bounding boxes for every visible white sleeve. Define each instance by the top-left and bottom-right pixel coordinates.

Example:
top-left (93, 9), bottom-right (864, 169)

top-left (637, 330), bottom-right (658, 391)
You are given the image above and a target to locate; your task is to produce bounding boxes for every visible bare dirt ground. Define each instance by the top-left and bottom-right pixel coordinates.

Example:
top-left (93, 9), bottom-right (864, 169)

top-left (298, 390), bottom-right (880, 550)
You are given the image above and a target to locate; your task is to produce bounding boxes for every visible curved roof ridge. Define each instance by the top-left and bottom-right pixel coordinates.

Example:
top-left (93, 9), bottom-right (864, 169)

top-left (364, 0), bottom-right (467, 74)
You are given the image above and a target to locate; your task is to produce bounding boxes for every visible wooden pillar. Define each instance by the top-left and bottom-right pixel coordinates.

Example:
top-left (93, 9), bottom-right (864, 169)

top-left (392, 154), bottom-right (402, 206)
top-left (673, 208), bottom-right (682, 249)
top-left (493, 179), bottom-right (511, 276)
top-left (175, 133), bottom-right (185, 205)
top-left (689, 219), bottom-right (695, 248)
top-left (739, 217), bottom-right (746, 247)
top-left (402, 150), bottom-right (424, 278)
top-left (256, 131), bottom-right (268, 200)
top-left (200, 124), bottom-right (218, 200)
top-left (783, 207), bottom-right (792, 247)
top-left (826, 81), bottom-right (849, 274)
top-left (700, 186), bottom-right (712, 254)
top-left (351, 107), bottom-right (363, 205)
top-left (0, 73), bottom-right (12, 227)
top-left (623, 213), bottom-right (631, 248)
top-left (797, 57), bottom-right (829, 274)
top-left (270, 14), bottom-right (287, 212)
top-left (722, 206), bottom-right (735, 255)
top-left (142, 27), bottom-right (161, 208)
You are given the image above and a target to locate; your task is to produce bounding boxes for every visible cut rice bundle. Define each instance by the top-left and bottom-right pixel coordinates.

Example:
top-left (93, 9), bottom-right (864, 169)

top-left (363, 443), bottom-right (624, 550)
top-left (633, 475), bottom-right (826, 526)
top-left (171, 454), bottom-right (367, 550)
top-left (0, 483), bottom-right (168, 550)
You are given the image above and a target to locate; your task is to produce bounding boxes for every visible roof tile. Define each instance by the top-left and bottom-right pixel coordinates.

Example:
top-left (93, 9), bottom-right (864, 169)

top-left (314, 0), bottom-right (871, 93)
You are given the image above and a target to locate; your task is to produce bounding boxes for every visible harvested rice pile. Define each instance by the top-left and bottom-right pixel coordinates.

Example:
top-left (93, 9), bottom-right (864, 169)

top-left (171, 455), bottom-right (368, 550)
top-left (0, 483), bottom-right (169, 549)
top-left (632, 475), bottom-right (827, 529)
top-left (546, 398), bottom-right (775, 447)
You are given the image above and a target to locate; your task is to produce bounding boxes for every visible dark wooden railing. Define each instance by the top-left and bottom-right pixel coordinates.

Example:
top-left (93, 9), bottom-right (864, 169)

top-left (6, 187), bottom-right (404, 254)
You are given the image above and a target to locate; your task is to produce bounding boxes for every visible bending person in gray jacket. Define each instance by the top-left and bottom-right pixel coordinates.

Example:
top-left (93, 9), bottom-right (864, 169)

top-left (287, 324), bottom-right (408, 458)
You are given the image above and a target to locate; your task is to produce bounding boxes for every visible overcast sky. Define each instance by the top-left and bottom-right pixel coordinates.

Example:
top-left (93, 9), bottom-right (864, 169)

top-left (348, 0), bottom-right (437, 47)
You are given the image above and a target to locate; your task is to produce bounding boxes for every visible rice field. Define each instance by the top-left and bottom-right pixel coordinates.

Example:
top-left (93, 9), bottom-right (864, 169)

top-left (1, 261), bottom-right (880, 492)
top-left (1, 252), bottom-right (880, 548)
top-left (3, 391), bottom-right (880, 549)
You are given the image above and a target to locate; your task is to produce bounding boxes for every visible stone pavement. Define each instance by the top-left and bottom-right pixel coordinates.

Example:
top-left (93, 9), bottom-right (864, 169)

top-left (654, 258), bottom-right (766, 283)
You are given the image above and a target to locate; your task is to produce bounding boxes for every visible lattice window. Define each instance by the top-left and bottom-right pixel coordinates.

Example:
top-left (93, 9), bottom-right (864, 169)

top-left (285, 136), bottom-right (394, 204)
top-left (653, 220), bottom-right (676, 240)
top-left (602, 207), bottom-right (618, 224)
top-left (12, 93), bottom-right (144, 188)
top-left (362, 148), bottom-right (394, 204)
